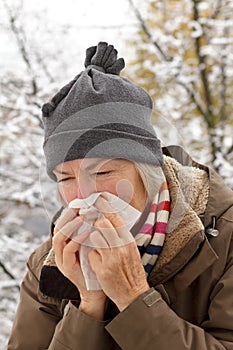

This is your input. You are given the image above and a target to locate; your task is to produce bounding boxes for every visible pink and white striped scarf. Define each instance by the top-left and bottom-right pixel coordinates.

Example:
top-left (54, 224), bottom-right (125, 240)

top-left (135, 180), bottom-right (170, 276)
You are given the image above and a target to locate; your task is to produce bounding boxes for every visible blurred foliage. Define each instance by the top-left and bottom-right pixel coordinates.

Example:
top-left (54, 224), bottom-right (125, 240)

top-left (125, 0), bottom-right (233, 177)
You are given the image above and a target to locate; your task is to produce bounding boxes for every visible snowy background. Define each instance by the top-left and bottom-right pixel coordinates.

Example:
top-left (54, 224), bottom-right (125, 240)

top-left (0, 0), bottom-right (233, 348)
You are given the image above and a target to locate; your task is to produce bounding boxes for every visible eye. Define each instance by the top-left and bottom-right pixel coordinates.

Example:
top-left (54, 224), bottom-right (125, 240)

top-left (95, 171), bottom-right (112, 176)
top-left (57, 177), bottom-right (73, 183)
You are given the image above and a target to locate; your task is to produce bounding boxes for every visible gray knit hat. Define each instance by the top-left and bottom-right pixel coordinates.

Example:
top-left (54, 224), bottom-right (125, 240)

top-left (42, 42), bottom-right (163, 180)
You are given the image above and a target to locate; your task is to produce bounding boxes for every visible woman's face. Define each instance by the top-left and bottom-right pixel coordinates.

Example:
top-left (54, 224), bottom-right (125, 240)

top-left (53, 158), bottom-right (147, 212)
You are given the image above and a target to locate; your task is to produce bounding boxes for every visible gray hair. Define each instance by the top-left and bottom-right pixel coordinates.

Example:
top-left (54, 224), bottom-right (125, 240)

top-left (133, 161), bottom-right (165, 201)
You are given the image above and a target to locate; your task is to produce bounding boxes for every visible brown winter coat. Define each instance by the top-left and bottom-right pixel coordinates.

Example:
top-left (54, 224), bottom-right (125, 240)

top-left (8, 146), bottom-right (233, 349)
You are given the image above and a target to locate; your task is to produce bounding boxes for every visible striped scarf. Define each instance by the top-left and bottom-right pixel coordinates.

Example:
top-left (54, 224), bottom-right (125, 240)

top-left (135, 180), bottom-right (170, 276)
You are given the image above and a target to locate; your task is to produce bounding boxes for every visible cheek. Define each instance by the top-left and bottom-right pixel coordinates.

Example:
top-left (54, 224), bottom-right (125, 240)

top-left (58, 184), bottom-right (77, 205)
top-left (130, 175), bottom-right (147, 211)
top-left (95, 180), bottom-right (118, 195)
top-left (116, 179), bottom-right (135, 203)
top-left (96, 178), bottom-right (135, 203)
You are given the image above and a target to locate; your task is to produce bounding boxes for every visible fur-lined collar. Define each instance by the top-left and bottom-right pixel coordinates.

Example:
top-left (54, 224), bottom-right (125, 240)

top-left (149, 155), bottom-right (209, 284)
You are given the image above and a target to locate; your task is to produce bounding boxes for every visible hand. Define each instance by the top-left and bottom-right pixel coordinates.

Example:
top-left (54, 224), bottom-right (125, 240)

top-left (89, 196), bottom-right (150, 311)
top-left (52, 208), bottom-right (107, 319)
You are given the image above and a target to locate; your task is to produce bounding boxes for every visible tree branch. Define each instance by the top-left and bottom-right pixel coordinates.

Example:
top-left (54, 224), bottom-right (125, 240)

top-left (0, 260), bottom-right (20, 290)
top-left (211, 0), bottom-right (224, 19)
top-left (3, 0), bottom-right (38, 95)
top-left (127, 0), bottom-right (170, 62)
top-left (226, 143), bottom-right (233, 156)
top-left (176, 79), bottom-right (207, 118)
top-left (128, 0), bottom-right (208, 119)
top-left (218, 44), bottom-right (227, 151)
top-left (219, 10), bottom-right (230, 125)
top-left (0, 101), bottom-right (44, 130)
top-left (33, 49), bottom-right (55, 84)
top-left (192, 0), bottom-right (213, 127)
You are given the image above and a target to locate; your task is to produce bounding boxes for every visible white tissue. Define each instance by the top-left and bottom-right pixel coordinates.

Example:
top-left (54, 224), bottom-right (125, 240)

top-left (68, 192), bottom-right (141, 290)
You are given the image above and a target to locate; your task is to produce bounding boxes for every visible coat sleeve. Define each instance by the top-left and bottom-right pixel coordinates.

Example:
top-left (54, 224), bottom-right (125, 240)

top-left (7, 253), bottom-right (114, 350)
top-left (106, 265), bottom-right (233, 350)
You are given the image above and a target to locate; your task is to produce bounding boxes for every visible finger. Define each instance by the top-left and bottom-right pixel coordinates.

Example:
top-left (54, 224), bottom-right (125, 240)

top-left (94, 218), bottom-right (121, 248)
top-left (62, 239), bottom-right (81, 267)
top-left (54, 216), bottom-right (84, 242)
top-left (95, 197), bottom-right (134, 244)
top-left (60, 240), bottom-right (85, 283)
top-left (53, 216), bottom-right (83, 265)
top-left (90, 229), bottom-right (109, 249)
top-left (94, 196), bottom-right (126, 228)
top-left (54, 208), bottom-right (78, 235)
top-left (71, 229), bottom-right (90, 244)
top-left (88, 249), bottom-right (102, 274)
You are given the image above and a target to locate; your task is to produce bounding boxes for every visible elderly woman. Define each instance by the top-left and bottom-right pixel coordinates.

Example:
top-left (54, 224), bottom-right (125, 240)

top-left (8, 42), bottom-right (233, 350)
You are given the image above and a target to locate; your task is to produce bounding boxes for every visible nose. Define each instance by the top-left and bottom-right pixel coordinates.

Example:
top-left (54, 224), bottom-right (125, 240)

top-left (76, 174), bottom-right (96, 199)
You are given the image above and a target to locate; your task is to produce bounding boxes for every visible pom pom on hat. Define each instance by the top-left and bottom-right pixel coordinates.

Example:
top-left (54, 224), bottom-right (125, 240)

top-left (84, 42), bottom-right (125, 75)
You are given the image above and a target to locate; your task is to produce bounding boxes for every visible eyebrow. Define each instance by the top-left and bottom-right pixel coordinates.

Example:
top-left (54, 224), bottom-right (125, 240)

top-left (53, 169), bottom-right (72, 175)
top-left (53, 159), bottom-right (112, 176)
top-left (82, 160), bottom-right (108, 172)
